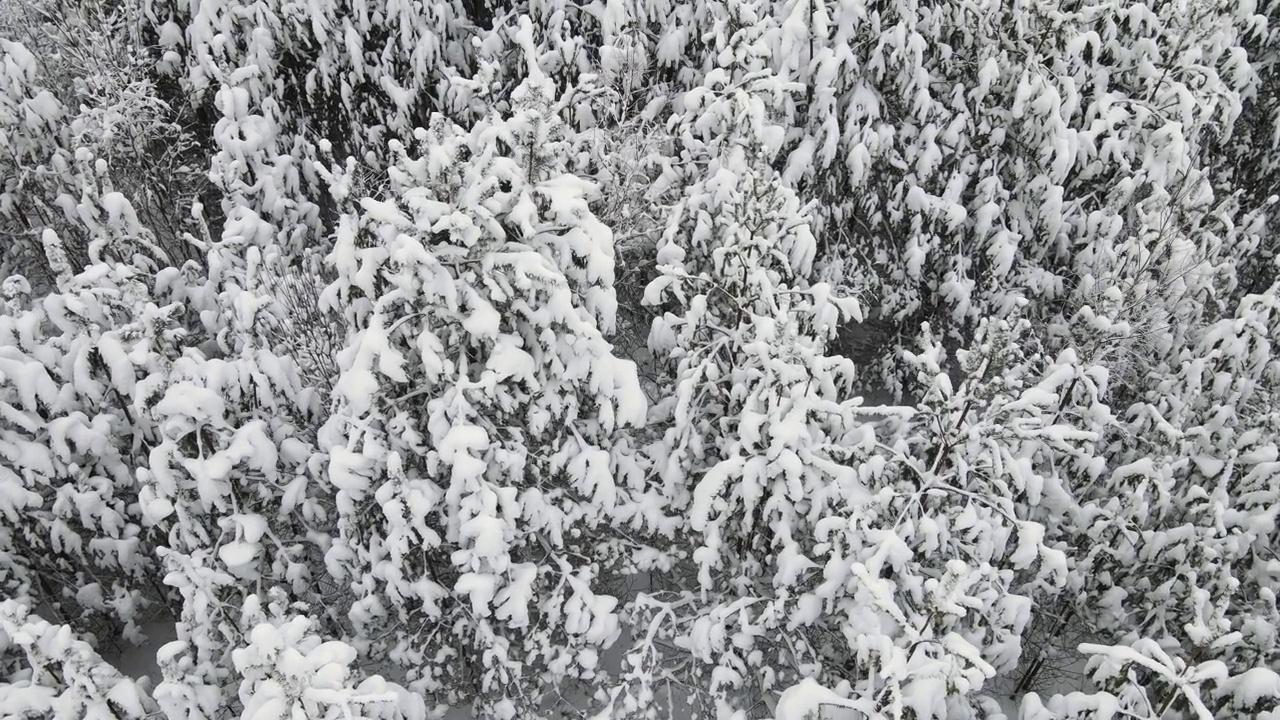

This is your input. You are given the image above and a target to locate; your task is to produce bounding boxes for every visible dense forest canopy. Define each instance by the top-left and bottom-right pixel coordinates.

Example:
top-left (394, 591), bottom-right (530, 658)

top-left (0, 0), bottom-right (1278, 718)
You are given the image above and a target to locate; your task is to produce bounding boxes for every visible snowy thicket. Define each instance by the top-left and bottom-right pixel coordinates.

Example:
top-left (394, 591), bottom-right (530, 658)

top-left (0, 0), bottom-right (1278, 718)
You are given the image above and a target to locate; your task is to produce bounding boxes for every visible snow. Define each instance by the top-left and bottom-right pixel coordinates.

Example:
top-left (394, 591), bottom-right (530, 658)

top-left (218, 540), bottom-right (261, 572)
top-left (454, 573), bottom-right (498, 617)
top-left (773, 678), bottom-right (862, 720)
top-left (1225, 667), bottom-right (1280, 709)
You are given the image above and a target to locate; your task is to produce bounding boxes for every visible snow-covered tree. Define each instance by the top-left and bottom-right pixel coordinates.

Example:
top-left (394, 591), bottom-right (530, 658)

top-left (140, 340), bottom-right (329, 718)
top-left (610, 9), bottom-right (1092, 710)
top-left (1224, 0), bottom-right (1280, 296)
top-left (614, 57), bottom-right (863, 715)
top-left (1013, 279), bottom-right (1280, 719)
top-left (319, 51), bottom-right (646, 716)
top-left (141, 0), bottom-right (483, 246)
top-left (1022, 639), bottom-right (1280, 719)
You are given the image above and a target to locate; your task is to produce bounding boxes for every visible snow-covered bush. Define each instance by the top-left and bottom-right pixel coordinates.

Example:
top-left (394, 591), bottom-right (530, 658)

top-left (231, 593), bottom-right (425, 720)
top-left (0, 600), bottom-right (155, 720)
top-left (0, 1), bottom-right (208, 286)
top-left (141, 336), bottom-right (329, 718)
top-left (0, 228), bottom-right (190, 647)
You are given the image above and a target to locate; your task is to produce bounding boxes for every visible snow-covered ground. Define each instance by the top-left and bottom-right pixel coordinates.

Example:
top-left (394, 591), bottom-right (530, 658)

top-left (105, 621), bottom-right (178, 690)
